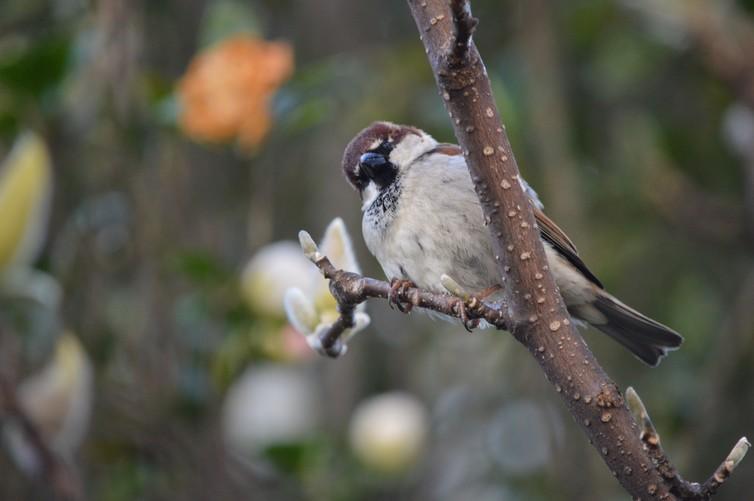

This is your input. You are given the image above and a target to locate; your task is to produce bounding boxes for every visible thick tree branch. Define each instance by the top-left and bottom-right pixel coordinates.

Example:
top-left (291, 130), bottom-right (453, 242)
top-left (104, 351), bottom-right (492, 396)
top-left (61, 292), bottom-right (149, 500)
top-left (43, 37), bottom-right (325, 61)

top-left (400, 0), bottom-right (748, 499)
top-left (449, 0), bottom-right (477, 60)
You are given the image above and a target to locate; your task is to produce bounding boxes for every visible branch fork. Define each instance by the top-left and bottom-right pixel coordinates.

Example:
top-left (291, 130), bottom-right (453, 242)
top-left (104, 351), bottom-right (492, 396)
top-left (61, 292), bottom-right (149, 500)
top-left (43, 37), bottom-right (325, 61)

top-left (297, 230), bottom-right (509, 358)
top-left (449, 0), bottom-right (478, 61)
top-left (626, 387), bottom-right (750, 500)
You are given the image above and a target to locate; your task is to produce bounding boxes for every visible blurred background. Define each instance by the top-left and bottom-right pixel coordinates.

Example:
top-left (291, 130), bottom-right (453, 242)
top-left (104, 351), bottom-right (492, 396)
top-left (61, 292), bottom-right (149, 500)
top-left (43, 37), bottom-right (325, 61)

top-left (0, 0), bottom-right (752, 499)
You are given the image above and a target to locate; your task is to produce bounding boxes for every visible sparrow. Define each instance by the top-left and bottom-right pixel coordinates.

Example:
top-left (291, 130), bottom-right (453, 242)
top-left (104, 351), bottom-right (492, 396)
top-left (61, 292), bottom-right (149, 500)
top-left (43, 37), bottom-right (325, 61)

top-left (341, 121), bottom-right (683, 366)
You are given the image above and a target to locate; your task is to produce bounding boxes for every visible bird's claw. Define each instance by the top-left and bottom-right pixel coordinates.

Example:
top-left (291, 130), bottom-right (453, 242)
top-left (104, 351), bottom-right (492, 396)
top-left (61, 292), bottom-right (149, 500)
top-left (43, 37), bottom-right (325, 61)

top-left (453, 297), bottom-right (480, 332)
top-left (388, 278), bottom-right (416, 313)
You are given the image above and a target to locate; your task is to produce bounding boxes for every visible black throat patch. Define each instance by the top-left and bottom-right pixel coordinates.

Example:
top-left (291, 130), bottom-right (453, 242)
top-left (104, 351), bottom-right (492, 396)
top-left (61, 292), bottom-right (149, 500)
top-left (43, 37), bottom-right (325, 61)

top-left (364, 177), bottom-right (402, 232)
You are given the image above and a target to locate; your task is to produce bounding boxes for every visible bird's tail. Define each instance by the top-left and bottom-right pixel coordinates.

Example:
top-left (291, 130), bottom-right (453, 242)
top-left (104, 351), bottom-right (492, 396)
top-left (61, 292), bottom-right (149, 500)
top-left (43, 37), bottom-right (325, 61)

top-left (572, 292), bottom-right (683, 366)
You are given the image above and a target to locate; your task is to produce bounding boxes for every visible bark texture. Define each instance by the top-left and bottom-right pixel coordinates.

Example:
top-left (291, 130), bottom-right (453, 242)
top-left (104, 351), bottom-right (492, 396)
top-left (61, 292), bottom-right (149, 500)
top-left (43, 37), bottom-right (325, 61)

top-left (400, 1), bottom-right (748, 498)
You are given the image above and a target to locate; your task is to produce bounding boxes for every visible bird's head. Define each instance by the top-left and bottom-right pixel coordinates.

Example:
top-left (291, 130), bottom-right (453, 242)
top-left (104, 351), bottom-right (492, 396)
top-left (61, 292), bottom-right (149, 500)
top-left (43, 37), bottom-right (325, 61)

top-left (341, 122), bottom-right (437, 199)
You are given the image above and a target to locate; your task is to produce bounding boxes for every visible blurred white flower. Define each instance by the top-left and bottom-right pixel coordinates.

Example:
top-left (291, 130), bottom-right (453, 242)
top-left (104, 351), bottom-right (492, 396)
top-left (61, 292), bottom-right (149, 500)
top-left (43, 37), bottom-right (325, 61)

top-left (0, 131), bottom-right (53, 274)
top-left (0, 267), bottom-right (62, 312)
top-left (3, 333), bottom-right (93, 475)
top-left (348, 392), bottom-right (428, 474)
top-left (284, 218), bottom-right (370, 356)
top-left (240, 241), bottom-right (314, 318)
top-left (222, 364), bottom-right (319, 457)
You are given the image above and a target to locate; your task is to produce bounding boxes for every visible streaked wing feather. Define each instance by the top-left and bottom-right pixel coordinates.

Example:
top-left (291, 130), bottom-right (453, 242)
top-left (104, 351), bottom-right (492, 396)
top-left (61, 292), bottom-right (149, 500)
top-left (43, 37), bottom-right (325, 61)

top-left (533, 207), bottom-right (604, 289)
top-left (425, 143), bottom-right (601, 288)
top-left (429, 143), bottom-right (463, 156)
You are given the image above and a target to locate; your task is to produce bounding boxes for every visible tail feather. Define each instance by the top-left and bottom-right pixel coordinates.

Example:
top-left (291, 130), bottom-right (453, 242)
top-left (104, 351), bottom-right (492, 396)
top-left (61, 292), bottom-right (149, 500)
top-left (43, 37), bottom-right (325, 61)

top-left (576, 292), bottom-right (683, 366)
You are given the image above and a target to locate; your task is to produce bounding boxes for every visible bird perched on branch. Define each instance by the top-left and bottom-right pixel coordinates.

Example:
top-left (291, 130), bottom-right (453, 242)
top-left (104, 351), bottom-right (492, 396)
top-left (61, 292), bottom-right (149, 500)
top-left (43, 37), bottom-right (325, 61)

top-left (341, 121), bottom-right (683, 366)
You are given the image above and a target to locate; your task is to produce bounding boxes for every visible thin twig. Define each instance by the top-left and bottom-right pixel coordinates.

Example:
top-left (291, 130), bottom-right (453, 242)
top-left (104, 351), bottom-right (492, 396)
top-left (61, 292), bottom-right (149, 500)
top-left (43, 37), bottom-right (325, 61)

top-left (702, 438), bottom-right (751, 496)
top-left (298, 231), bottom-right (509, 357)
top-left (627, 387), bottom-right (750, 500)
top-left (449, 0), bottom-right (477, 60)
top-left (318, 302), bottom-right (355, 358)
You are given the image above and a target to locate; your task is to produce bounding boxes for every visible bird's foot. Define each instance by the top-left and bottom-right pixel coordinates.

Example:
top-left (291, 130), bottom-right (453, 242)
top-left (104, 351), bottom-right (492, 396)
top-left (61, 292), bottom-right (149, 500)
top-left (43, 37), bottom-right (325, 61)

top-left (388, 278), bottom-right (416, 313)
top-left (453, 297), bottom-right (480, 332)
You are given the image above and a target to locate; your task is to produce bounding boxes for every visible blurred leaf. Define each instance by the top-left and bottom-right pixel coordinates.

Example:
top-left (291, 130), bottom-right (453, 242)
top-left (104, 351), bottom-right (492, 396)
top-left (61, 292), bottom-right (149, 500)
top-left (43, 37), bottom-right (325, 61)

top-left (0, 111), bottom-right (17, 137)
top-left (0, 36), bottom-right (71, 97)
top-left (143, 72), bottom-right (175, 104)
top-left (174, 364), bottom-right (213, 420)
top-left (563, 1), bottom-right (619, 51)
top-left (273, 58), bottom-right (352, 132)
top-left (0, 131), bottom-right (52, 272)
top-left (277, 95), bottom-right (332, 133)
top-left (588, 30), bottom-right (665, 99)
top-left (262, 438), bottom-right (323, 476)
top-left (170, 250), bottom-right (231, 286)
top-left (152, 93), bottom-right (180, 127)
top-left (212, 319), bottom-right (309, 386)
top-left (199, 0), bottom-right (260, 48)
top-left (491, 75), bottom-right (523, 152)
top-left (667, 273), bottom-right (720, 358)
top-left (97, 460), bottom-right (156, 501)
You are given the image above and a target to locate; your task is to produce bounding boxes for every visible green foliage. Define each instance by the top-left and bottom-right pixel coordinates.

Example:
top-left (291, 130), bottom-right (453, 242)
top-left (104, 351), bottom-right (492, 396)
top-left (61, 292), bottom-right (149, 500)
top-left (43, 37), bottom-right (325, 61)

top-left (0, 36), bottom-right (71, 96)
top-left (199, 0), bottom-right (261, 47)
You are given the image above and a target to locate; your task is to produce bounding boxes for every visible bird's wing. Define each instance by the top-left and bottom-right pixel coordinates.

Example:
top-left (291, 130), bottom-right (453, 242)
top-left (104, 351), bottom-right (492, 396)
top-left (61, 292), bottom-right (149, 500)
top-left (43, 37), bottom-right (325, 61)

top-left (519, 178), bottom-right (544, 210)
top-left (429, 144), bottom-right (544, 208)
top-left (533, 206), bottom-right (604, 289)
top-left (429, 143), bottom-right (464, 156)
top-left (427, 143), bottom-right (602, 288)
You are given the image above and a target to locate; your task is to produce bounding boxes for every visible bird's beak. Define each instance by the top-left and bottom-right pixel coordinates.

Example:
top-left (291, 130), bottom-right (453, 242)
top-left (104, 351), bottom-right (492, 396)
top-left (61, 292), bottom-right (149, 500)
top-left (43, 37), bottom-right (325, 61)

top-left (359, 152), bottom-right (388, 179)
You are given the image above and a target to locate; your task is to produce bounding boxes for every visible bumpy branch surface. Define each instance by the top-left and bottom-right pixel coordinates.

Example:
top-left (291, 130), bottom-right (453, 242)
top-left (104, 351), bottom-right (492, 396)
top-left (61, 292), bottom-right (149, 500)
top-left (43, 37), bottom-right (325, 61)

top-left (626, 388), bottom-right (750, 499)
top-left (401, 0), bottom-right (748, 498)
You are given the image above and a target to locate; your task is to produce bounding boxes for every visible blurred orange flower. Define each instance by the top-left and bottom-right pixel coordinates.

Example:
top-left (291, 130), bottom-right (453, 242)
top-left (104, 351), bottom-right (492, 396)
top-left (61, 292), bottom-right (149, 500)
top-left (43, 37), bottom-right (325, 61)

top-left (178, 35), bottom-right (293, 150)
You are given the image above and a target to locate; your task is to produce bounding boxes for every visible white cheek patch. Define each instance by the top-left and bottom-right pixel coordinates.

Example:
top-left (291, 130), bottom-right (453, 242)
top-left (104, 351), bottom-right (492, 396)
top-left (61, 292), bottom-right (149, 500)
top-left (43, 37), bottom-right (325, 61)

top-left (361, 183), bottom-right (379, 210)
top-left (389, 134), bottom-right (436, 167)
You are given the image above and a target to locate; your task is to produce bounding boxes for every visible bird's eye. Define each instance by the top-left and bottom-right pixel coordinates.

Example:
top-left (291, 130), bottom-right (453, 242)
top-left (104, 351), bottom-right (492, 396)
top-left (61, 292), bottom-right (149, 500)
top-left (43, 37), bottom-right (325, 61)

top-left (359, 140), bottom-right (394, 178)
top-left (372, 140), bottom-right (394, 157)
top-left (358, 140), bottom-right (398, 190)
